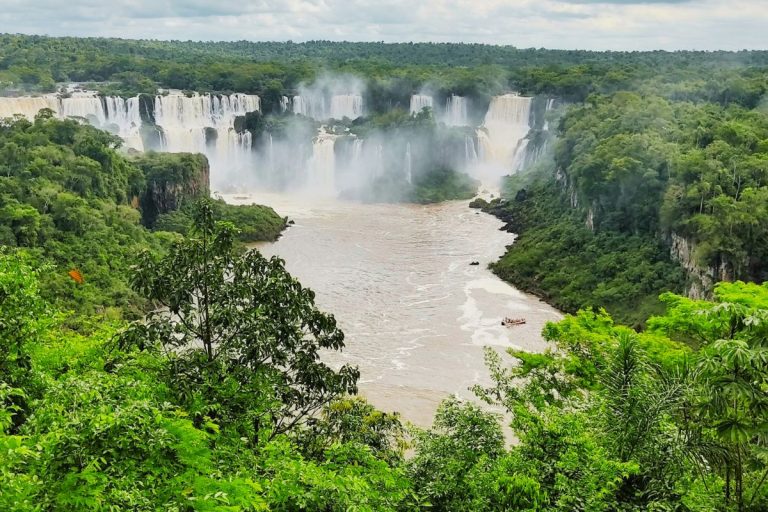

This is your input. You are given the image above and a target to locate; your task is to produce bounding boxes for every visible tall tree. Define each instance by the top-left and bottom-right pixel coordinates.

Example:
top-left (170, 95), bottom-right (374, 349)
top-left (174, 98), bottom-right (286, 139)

top-left (122, 200), bottom-right (359, 439)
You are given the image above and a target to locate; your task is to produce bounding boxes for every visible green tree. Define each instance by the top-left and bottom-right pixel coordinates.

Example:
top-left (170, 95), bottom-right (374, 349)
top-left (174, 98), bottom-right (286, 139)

top-left (123, 200), bottom-right (359, 439)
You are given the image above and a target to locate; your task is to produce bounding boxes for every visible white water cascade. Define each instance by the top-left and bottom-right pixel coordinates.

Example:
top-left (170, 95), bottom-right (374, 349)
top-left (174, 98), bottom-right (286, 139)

top-left (347, 138), bottom-right (366, 181)
top-left (330, 94), bottom-right (363, 120)
top-left (307, 128), bottom-right (338, 195)
top-left (404, 142), bottom-right (413, 184)
top-left (464, 135), bottom-right (479, 164)
top-left (542, 98), bottom-right (556, 131)
top-left (153, 93), bottom-right (260, 183)
top-left (103, 96), bottom-right (144, 151)
top-left (292, 95), bottom-right (325, 119)
top-left (59, 94), bottom-right (107, 125)
top-left (477, 94), bottom-right (532, 173)
top-left (443, 95), bottom-right (468, 126)
top-left (410, 94), bottom-right (433, 115)
top-left (154, 93), bottom-right (259, 152)
top-left (0, 93), bottom-right (145, 151)
top-left (292, 93), bottom-right (364, 121)
top-left (279, 96), bottom-right (290, 112)
top-left (0, 96), bottom-right (59, 119)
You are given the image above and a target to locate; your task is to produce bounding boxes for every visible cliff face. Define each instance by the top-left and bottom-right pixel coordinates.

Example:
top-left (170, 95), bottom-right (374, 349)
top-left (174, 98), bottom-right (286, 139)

top-left (132, 152), bottom-right (211, 227)
top-left (557, 171), bottom-right (719, 300)
top-left (669, 233), bottom-right (749, 300)
top-left (669, 233), bottom-right (713, 299)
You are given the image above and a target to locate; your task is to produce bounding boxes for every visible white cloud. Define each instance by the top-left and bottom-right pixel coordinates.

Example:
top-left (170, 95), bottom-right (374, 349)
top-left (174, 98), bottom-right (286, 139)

top-left (0, 0), bottom-right (765, 50)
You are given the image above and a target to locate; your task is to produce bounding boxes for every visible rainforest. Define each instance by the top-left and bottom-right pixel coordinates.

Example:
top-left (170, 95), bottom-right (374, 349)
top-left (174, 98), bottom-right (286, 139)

top-left (1, 31), bottom-right (768, 511)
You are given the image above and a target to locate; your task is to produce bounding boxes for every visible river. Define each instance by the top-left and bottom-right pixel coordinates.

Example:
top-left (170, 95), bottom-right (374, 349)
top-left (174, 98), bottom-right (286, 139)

top-left (227, 192), bottom-right (562, 427)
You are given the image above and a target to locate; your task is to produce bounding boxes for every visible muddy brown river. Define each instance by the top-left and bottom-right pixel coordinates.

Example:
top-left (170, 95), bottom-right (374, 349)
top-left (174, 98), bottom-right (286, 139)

top-left (228, 192), bottom-right (562, 427)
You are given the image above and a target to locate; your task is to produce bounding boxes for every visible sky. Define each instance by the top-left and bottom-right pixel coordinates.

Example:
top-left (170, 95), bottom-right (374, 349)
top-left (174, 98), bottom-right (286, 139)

top-left (0, 0), bottom-right (766, 51)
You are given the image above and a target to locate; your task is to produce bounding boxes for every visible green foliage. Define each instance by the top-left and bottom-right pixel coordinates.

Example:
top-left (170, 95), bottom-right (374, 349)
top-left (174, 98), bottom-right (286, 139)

top-left (301, 397), bottom-right (406, 464)
top-left (132, 151), bottom-right (210, 228)
top-left (0, 117), bottom-right (285, 325)
top-left (411, 166), bottom-right (478, 203)
top-left (156, 199), bottom-right (286, 243)
top-left (467, 282), bottom-right (768, 511)
top-left (487, 180), bottom-right (687, 326)
top-left (123, 201), bottom-right (358, 439)
top-left (556, 92), bottom-right (768, 283)
top-left (0, 239), bottom-right (414, 512)
top-left (0, 250), bottom-right (48, 389)
top-left (408, 397), bottom-right (505, 510)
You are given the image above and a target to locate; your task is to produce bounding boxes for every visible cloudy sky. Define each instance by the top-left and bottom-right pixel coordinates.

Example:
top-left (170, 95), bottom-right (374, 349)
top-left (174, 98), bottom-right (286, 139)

top-left (1, 0), bottom-right (766, 51)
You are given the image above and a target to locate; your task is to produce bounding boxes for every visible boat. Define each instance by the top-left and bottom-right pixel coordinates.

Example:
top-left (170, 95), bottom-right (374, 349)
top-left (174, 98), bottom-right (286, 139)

top-left (501, 317), bottom-right (526, 327)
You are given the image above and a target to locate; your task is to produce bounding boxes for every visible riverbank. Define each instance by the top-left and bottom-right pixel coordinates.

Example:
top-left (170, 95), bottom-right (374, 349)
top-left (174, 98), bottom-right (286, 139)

top-left (474, 180), bottom-right (687, 327)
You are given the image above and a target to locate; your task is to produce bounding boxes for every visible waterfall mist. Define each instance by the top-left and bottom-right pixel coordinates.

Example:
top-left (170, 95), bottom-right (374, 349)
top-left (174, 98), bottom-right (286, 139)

top-left (292, 74), bottom-right (365, 121)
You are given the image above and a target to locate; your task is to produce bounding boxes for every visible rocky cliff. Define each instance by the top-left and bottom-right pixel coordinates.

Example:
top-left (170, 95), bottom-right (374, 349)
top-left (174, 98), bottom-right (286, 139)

top-left (132, 152), bottom-right (211, 228)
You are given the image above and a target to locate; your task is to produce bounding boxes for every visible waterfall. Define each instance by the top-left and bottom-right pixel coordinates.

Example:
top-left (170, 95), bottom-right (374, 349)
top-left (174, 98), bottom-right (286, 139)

top-left (0, 96), bottom-right (59, 119)
top-left (404, 143), bottom-right (413, 184)
top-left (477, 94), bottom-right (532, 173)
top-left (150, 92), bottom-right (260, 188)
top-left (410, 94), bottom-right (433, 115)
top-left (293, 95), bottom-right (326, 119)
top-left (59, 95), bottom-right (106, 125)
top-left (153, 92), bottom-right (259, 154)
top-left (292, 96), bottom-right (308, 117)
top-left (543, 98), bottom-right (556, 131)
top-left (0, 93), bottom-right (145, 150)
top-left (103, 96), bottom-right (144, 151)
top-left (268, 133), bottom-right (275, 173)
top-left (375, 144), bottom-right (384, 179)
top-left (307, 128), bottom-right (338, 196)
top-left (329, 94), bottom-right (363, 120)
top-left (352, 138), bottom-right (364, 163)
top-left (280, 96), bottom-right (290, 112)
top-left (293, 94), bottom-right (363, 120)
top-left (347, 138), bottom-right (366, 180)
top-left (443, 95), bottom-right (468, 126)
top-left (464, 135), bottom-right (478, 164)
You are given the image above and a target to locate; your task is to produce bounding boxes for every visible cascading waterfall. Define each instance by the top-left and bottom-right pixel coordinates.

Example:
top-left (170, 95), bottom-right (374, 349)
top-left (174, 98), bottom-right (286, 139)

top-left (292, 94), bottom-right (363, 121)
top-left (375, 144), bottom-right (385, 179)
top-left (464, 135), bottom-right (479, 164)
top-left (404, 143), bottom-right (413, 184)
top-left (542, 98), bottom-right (556, 131)
top-left (308, 128), bottom-right (338, 195)
top-left (352, 138), bottom-right (364, 164)
top-left (292, 95), bottom-right (327, 120)
top-left (103, 96), bottom-right (144, 151)
top-left (329, 94), bottom-right (363, 120)
top-left (410, 95), bottom-right (433, 115)
top-left (346, 138), bottom-right (366, 181)
top-left (1, 87), bottom-right (545, 197)
top-left (59, 94), bottom-right (107, 125)
top-left (0, 95), bottom-right (59, 119)
top-left (477, 94), bottom-right (532, 173)
top-left (268, 133), bottom-right (275, 173)
top-left (153, 92), bottom-right (260, 182)
top-left (0, 93), bottom-right (145, 150)
top-left (443, 95), bottom-right (468, 126)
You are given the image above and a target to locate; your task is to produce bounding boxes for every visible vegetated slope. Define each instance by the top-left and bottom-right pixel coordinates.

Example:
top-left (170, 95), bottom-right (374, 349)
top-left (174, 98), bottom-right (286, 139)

top-left (0, 113), bottom-right (284, 322)
top-left (485, 87), bottom-right (768, 326)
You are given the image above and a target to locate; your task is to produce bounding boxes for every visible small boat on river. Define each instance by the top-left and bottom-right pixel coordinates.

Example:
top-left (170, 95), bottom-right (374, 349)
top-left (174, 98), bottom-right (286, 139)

top-left (501, 317), bottom-right (526, 327)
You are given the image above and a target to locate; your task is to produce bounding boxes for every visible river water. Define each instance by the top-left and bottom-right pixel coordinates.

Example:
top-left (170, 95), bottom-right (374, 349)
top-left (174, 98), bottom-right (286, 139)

top-left (227, 192), bottom-right (562, 427)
